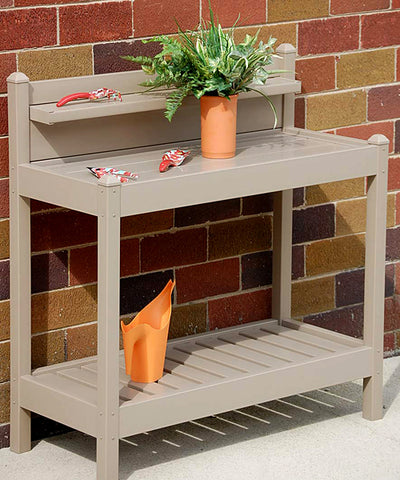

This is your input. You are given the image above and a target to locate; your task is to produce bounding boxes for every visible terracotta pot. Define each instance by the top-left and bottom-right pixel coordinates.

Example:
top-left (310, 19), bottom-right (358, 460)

top-left (121, 280), bottom-right (175, 383)
top-left (200, 94), bottom-right (238, 159)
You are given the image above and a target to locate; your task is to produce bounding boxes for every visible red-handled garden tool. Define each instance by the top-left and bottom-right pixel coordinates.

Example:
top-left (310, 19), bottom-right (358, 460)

top-left (159, 149), bottom-right (191, 172)
top-left (56, 88), bottom-right (122, 107)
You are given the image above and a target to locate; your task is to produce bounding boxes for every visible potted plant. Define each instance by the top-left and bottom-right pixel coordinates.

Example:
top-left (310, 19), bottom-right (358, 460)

top-left (123, 6), bottom-right (278, 159)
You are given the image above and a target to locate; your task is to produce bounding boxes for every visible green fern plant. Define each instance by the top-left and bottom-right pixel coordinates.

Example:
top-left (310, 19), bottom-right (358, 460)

top-left (123, 4), bottom-right (280, 122)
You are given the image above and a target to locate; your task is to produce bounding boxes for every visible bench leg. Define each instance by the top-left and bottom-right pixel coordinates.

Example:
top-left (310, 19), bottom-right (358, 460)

top-left (363, 135), bottom-right (389, 420)
top-left (96, 178), bottom-right (121, 478)
top-left (272, 190), bottom-right (293, 322)
top-left (8, 73), bottom-right (32, 453)
top-left (10, 194), bottom-right (31, 453)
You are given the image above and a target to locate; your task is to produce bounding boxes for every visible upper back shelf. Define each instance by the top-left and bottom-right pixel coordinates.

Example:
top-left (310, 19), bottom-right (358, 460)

top-left (9, 43), bottom-right (299, 163)
top-left (28, 43), bottom-right (299, 125)
top-left (30, 76), bottom-right (300, 125)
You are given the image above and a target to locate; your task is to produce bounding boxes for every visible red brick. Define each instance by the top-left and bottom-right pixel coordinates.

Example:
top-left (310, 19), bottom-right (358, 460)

top-left (201, 0), bottom-right (265, 27)
top-left (0, 0), bottom-right (13, 6)
top-left (242, 194), bottom-right (273, 216)
top-left (121, 270), bottom-right (173, 315)
top-left (386, 226), bottom-right (400, 261)
top-left (384, 332), bottom-right (395, 353)
top-left (209, 288), bottom-right (272, 330)
top-left (0, 178), bottom-right (8, 218)
top-left (70, 245), bottom-right (96, 286)
top-left (242, 246), bottom-right (303, 289)
top-left (336, 265), bottom-right (394, 308)
top-left (31, 200), bottom-right (58, 213)
top-left (209, 216), bottom-right (272, 260)
top-left (69, 239), bottom-right (139, 286)
top-left (395, 120), bottom-right (400, 154)
top-left (176, 258), bottom-right (239, 303)
top-left (94, 40), bottom-right (162, 75)
top-left (396, 263), bottom-right (400, 294)
top-left (296, 57), bottom-right (335, 94)
top-left (293, 204), bottom-right (335, 244)
top-left (0, 137), bottom-right (8, 178)
top-left (31, 251), bottom-right (68, 294)
top-left (121, 210), bottom-right (173, 237)
top-left (60, 2), bottom-right (132, 46)
top-left (0, 53), bottom-right (16, 94)
top-left (242, 251), bottom-right (272, 290)
top-left (0, 259), bottom-right (9, 300)
top-left (16, 0), bottom-right (78, 5)
top-left (141, 228), bottom-right (207, 272)
top-left (386, 264), bottom-right (395, 298)
top-left (385, 295), bottom-right (400, 330)
top-left (293, 188), bottom-right (305, 208)
top-left (66, 324), bottom-right (97, 361)
top-left (331, 0), bottom-right (389, 14)
top-left (362, 11), bottom-right (400, 48)
top-left (337, 122), bottom-right (394, 154)
top-left (305, 305), bottom-right (364, 338)
top-left (368, 85), bottom-right (400, 121)
top-left (0, 97), bottom-right (7, 136)
top-left (176, 199), bottom-right (240, 227)
top-left (116, 239), bottom-right (140, 278)
top-left (32, 330), bottom-right (64, 369)
top-left (0, 8), bottom-right (57, 51)
top-left (292, 245), bottom-right (305, 280)
top-left (295, 97), bottom-right (305, 129)
top-left (298, 17), bottom-right (359, 56)
top-left (388, 157), bottom-right (400, 191)
top-left (134, 0), bottom-right (198, 37)
top-left (394, 0), bottom-right (400, 7)
top-left (31, 210), bottom-right (97, 252)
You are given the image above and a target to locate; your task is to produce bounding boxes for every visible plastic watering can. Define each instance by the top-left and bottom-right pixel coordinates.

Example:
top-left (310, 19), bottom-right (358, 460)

top-left (121, 280), bottom-right (175, 383)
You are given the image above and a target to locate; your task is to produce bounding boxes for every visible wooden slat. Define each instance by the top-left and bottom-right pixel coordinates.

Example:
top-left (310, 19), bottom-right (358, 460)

top-left (217, 330), bottom-right (310, 364)
top-left (241, 327), bottom-right (328, 357)
top-left (158, 374), bottom-right (199, 390)
top-left (195, 336), bottom-right (276, 368)
top-left (282, 318), bottom-right (364, 347)
top-left (56, 367), bottom-right (150, 403)
top-left (163, 358), bottom-right (222, 384)
top-left (166, 347), bottom-right (240, 378)
top-left (82, 363), bottom-right (173, 397)
top-left (57, 367), bottom-right (101, 388)
top-left (260, 324), bottom-right (351, 352)
top-left (175, 340), bottom-right (266, 373)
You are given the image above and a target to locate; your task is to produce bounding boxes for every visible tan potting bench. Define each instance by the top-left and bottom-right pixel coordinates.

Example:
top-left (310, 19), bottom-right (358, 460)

top-left (8, 44), bottom-right (388, 480)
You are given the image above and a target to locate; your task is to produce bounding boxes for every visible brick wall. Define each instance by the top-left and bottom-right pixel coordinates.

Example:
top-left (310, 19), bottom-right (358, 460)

top-left (0, 0), bottom-right (400, 446)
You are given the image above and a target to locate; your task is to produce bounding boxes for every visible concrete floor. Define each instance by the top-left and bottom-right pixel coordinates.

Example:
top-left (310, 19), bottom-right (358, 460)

top-left (1, 356), bottom-right (400, 480)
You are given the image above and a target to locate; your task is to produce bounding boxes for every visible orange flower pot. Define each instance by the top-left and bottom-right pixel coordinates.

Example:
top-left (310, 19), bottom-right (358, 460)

top-left (121, 280), bottom-right (175, 383)
top-left (200, 94), bottom-right (238, 159)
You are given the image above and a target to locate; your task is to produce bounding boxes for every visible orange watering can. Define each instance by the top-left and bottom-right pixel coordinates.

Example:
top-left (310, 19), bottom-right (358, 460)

top-left (121, 280), bottom-right (175, 383)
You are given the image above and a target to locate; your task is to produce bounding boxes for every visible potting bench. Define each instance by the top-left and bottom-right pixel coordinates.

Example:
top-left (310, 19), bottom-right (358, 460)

top-left (8, 44), bottom-right (388, 480)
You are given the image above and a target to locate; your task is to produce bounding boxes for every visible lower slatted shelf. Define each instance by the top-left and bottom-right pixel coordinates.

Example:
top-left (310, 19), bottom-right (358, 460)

top-left (20, 318), bottom-right (373, 438)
